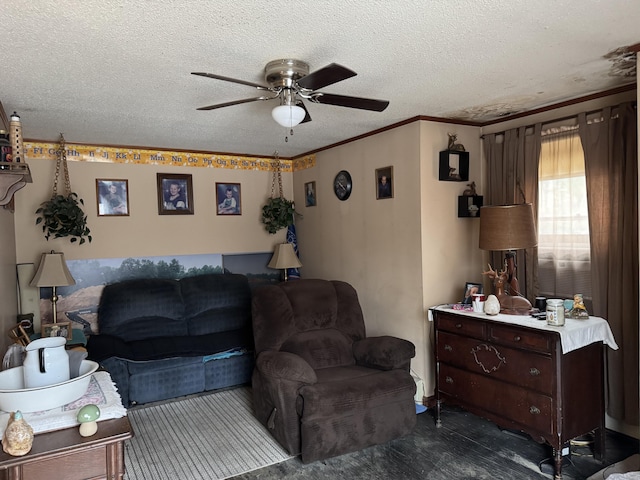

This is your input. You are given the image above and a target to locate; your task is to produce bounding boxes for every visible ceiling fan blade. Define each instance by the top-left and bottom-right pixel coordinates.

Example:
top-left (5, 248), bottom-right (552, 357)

top-left (296, 63), bottom-right (357, 90)
top-left (310, 93), bottom-right (389, 112)
top-left (191, 72), bottom-right (271, 90)
top-left (196, 96), bottom-right (275, 111)
top-left (296, 100), bottom-right (312, 123)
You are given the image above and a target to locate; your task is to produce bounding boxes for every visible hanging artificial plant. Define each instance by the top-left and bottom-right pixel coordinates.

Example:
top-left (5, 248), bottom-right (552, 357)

top-left (261, 153), bottom-right (299, 234)
top-left (35, 134), bottom-right (92, 244)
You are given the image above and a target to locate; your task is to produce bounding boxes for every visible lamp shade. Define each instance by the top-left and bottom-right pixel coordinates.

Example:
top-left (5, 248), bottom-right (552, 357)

top-left (30, 251), bottom-right (76, 287)
top-left (478, 203), bottom-right (538, 251)
top-left (271, 104), bottom-right (306, 128)
top-left (268, 243), bottom-right (302, 269)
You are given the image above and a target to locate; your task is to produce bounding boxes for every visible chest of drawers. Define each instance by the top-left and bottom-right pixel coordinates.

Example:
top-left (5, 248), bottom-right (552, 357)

top-left (433, 309), bottom-right (605, 480)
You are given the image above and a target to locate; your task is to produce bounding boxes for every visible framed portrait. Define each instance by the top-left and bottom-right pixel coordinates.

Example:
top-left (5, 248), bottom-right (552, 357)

top-left (462, 282), bottom-right (483, 304)
top-left (216, 183), bottom-right (241, 215)
top-left (41, 321), bottom-right (73, 340)
top-left (157, 173), bottom-right (194, 215)
top-left (375, 166), bottom-right (393, 199)
top-left (304, 181), bottom-right (316, 207)
top-left (96, 179), bottom-right (129, 216)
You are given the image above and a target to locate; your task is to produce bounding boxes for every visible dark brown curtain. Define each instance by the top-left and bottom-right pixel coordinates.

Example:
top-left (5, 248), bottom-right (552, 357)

top-left (483, 124), bottom-right (542, 300)
top-left (578, 102), bottom-right (639, 425)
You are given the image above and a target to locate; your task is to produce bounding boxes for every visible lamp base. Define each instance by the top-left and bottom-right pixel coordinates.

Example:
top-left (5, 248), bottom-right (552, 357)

top-left (499, 295), bottom-right (534, 315)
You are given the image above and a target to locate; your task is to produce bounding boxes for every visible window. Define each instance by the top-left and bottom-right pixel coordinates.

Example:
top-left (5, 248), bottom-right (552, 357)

top-left (537, 129), bottom-right (592, 301)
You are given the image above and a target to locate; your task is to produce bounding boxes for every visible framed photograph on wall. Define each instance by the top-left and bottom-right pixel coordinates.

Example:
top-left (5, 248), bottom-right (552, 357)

top-left (462, 282), bottom-right (483, 304)
top-left (96, 179), bottom-right (129, 216)
top-left (304, 181), bottom-right (316, 207)
top-left (157, 173), bottom-right (194, 215)
top-left (375, 166), bottom-right (393, 199)
top-left (216, 182), bottom-right (241, 215)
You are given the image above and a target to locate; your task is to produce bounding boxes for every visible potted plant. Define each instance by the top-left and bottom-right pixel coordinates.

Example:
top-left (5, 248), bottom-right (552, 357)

top-left (36, 192), bottom-right (91, 244)
top-left (35, 134), bottom-right (92, 244)
top-left (261, 196), bottom-right (296, 234)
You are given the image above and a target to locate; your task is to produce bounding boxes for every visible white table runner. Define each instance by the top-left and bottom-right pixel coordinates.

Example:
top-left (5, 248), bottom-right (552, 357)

top-left (0, 371), bottom-right (127, 437)
top-left (432, 306), bottom-right (618, 354)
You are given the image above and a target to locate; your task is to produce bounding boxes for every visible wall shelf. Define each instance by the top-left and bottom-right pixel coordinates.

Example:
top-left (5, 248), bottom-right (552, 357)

top-left (458, 195), bottom-right (483, 217)
top-left (439, 150), bottom-right (469, 182)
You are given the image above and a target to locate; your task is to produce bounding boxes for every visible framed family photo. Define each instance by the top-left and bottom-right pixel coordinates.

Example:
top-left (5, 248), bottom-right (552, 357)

top-left (462, 282), bottom-right (483, 304)
top-left (216, 183), bottom-right (241, 215)
top-left (157, 173), bottom-right (194, 215)
top-left (96, 179), bottom-right (129, 216)
top-left (304, 181), bottom-right (316, 207)
top-left (41, 321), bottom-right (73, 340)
top-left (375, 166), bottom-right (393, 199)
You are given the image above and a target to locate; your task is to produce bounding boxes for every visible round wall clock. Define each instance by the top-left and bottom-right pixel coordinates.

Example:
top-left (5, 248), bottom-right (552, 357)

top-left (333, 170), bottom-right (352, 201)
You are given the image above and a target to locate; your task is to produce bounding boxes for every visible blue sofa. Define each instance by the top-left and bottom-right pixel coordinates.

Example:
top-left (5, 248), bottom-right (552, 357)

top-left (86, 273), bottom-right (254, 406)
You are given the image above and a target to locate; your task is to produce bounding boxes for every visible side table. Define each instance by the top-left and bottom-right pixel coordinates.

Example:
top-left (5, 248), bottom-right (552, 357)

top-left (0, 416), bottom-right (132, 480)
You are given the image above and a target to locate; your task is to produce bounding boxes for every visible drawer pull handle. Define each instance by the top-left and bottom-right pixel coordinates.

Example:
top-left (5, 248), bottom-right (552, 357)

top-left (455, 323), bottom-right (462, 329)
top-left (444, 344), bottom-right (452, 352)
top-left (513, 335), bottom-right (521, 342)
top-left (529, 367), bottom-right (540, 376)
top-left (529, 406), bottom-right (540, 415)
top-left (445, 376), bottom-right (453, 384)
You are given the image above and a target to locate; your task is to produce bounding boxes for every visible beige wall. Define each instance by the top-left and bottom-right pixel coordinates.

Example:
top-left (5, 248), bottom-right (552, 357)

top-left (13, 158), bottom-right (292, 265)
top-left (293, 121), bottom-right (484, 394)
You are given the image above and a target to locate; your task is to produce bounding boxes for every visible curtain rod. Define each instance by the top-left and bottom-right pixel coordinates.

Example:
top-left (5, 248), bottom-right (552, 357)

top-left (480, 102), bottom-right (636, 139)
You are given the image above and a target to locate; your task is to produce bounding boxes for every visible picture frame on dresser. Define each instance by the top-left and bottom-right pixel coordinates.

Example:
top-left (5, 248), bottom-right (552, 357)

top-left (41, 321), bottom-right (73, 340)
top-left (462, 282), bottom-right (483, 304)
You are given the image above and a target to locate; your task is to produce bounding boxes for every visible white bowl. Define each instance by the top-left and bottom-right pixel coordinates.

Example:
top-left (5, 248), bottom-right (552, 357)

top-left (0, 360), bottom-right (99, 413)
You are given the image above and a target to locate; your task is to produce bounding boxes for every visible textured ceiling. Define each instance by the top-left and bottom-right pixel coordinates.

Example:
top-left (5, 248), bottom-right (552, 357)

top-left (0, 0), bottom-right (638, 158)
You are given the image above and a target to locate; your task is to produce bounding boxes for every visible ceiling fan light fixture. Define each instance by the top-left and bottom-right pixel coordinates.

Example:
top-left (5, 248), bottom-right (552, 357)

top-left (271, 104), bottom-right (305, 128)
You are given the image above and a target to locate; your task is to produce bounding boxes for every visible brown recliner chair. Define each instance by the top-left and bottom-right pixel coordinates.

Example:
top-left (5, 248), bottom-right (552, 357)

top-left (251, 279), bottom-right (417, 463)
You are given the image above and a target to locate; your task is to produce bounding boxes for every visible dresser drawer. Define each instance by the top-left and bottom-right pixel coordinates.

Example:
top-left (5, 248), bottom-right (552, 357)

top-left (436, 313), bottom-right (486, 340)
top-left (437, 331), bottom-right (554, 395)
top-left (438, 364), bottom-right (553, 435)
top-left (488, 323), bottom-right (554, 354)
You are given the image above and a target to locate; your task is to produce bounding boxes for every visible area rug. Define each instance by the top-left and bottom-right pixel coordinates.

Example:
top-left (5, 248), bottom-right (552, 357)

top-left (124, 387), bottom-right (294, 480)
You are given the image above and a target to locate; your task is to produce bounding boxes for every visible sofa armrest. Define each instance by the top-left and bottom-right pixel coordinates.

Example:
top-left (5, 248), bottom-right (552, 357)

top-left (256, 351), bottom-right (317, 384)
top-left (352, 336), bottom-right (415, 371)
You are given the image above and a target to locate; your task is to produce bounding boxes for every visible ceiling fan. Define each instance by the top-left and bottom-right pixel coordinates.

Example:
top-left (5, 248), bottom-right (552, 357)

top-left (192, 59), bottom-right (389, 128)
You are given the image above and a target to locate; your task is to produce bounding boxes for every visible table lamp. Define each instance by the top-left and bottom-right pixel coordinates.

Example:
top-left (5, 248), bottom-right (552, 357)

top-left (478, 203), bottom-right (537, 314)
top-left (268, 243), bottom-right (302, 282)
top-left (30, 250), bottom-right (76, 324)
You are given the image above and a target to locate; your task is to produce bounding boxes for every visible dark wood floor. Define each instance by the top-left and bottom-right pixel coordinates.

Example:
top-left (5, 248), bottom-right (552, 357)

top-left (230, 405), bottom-right (639, 480)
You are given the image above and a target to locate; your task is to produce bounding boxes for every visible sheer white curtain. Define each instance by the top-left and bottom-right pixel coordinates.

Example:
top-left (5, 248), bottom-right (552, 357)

top-left (537, 128), bottom-right (592, 302)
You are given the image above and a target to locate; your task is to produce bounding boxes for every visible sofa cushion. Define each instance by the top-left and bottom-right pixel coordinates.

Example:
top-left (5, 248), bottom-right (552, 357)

top-left (86, 328), bottom-right (252, 362)
top-left (98, 278), bottom-right (187, 341)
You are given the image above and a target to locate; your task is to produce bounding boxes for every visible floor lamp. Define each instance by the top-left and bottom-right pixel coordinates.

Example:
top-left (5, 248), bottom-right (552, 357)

top-left (30, 251), bottom-right (76, 324)
top-left (268, 243), bottom-right (302, 282)
top-left (479, 204), bottom-right (537, 314)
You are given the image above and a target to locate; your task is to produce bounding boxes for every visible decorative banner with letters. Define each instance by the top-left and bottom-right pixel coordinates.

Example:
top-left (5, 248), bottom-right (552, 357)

top-left (23, 142), bottom-right (315, 172)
